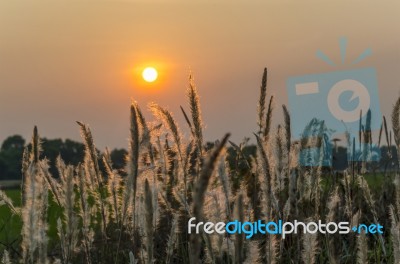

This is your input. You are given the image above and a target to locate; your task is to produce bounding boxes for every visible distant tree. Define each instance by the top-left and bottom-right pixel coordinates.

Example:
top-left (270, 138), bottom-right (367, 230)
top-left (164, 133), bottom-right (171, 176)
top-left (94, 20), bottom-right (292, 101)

top-left (0, 134), bottom-right (128, 180)
top-left (60, 139), bottom-right (86, 165)
top-left (332, 146), bottom-right (348, 171)
top-left (0, 135), bottom-right (26, 180)
top-left (110, 148), bottom-right (128, 175)
top-left (41, 138), bottom-right (85, 177)
top-left (1, 135), bottom-right (25, 151)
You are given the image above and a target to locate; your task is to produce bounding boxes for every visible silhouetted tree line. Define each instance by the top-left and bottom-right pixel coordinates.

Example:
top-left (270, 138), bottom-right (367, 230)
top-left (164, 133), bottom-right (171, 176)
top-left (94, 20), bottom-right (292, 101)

top-left (0, 134), bottom-right (398, 181)
top-left (0, 135), bottom-right (127, 181)
top-left (331, 145), bottom-right (398, 172)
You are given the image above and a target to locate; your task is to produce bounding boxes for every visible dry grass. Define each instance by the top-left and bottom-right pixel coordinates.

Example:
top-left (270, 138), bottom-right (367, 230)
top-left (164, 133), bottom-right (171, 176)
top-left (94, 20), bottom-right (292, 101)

top-left (0, 69), bottom-right (399, 263)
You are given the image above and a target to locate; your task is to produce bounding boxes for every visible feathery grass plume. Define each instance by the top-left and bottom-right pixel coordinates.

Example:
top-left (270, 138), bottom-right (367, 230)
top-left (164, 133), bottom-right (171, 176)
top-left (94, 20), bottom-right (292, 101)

top-left (21, 126), bottom-right (41, 207)
top-left (208, 192), bottom-right (224, 260)
top-left (389, 205), bottom-right (400, 264)
top-left (282, 104), bottom-right (291, 154)
top-left (180, 106), bottom-right (193, 135)
top-left (395, 174), bottom-right (400, 218)
top-left (21, 146), bottom-right (30, 204)
top-left (150, 103), bottom-right (189, 200)
top-left (103, 149), bottom-right (122, 224)
top-left (265, 232), bottom-right (278, 264)
top-left (357, 174), bottom-right (387, 256)
top-left (392, 97), bottom-right (400, 148)
top-left (365, 109), bottom-right (372, 137)
top-left (378, 121), bottom-right (383, 148)
top-left (351, 210), bottom-right (361, 233)
top-left (116, 103), bottom-right (140, 264)
top-left (264, 95), bottom-right (274, 140)
top-left (254, 133), bottom-right (272, 216)
top-left (31, 126), bottom-right (40, 164)
top-left (392, 98), bottom-right (400, 174)
top-left (187, 74), bottom-right (204, 155)
top-left (122, 103), bottom-right (140, 226)
top-left (240, 141), bottom-right (263, 224)
top-left (349, 210), bottom-right (362, 259)
top-left (22, 146), bottom-right (30, 173)
top-left (21, 126), bottom-right (45, 264)
top-left (1, 250), bottom-right (10, 264)
top-left (39, 159), bottom-right (62, 207)
top-left (160, 137), bottom-right (178, 207)
top-left (184, 139), bottom-right (198, 197)
top-left (76, 122), bottom-right (97, 186)
top-left (257, 67), bottom-right (268, 134)
top-left (383, 116), bottom-right (390, 149)
top-left (22, 165), bottom-right (49, 264)
top-left (155, 136), bottom-right (167, 182)
top-left (284, 170), bottom-right (297, 220)
top-left (190, 133), bottom-right (230, 264)
top-left (282, 105), bottom-right (292, 205)
top-left (361, 110), bottom-right (372, 165)
top-left (143, 179), bottom-right (154, 264)
top-left (165, 217), bottom-right (178, 264)
top-left (56, 157), bottom-right (67, 182)
top-left (357, 175), bottom-right (375, 214)
top-left (77, 121), bottom-right (107, 236)
top-left (150, 103), bottom-right (183, 157)
top-left (289, 141), bottom-right (300, 171)
top-left (150, 106), bottom-right (183, 160)
top-left (357, 231), bottom-right (368, 264)
top-left (301, 231), bottom-right (318, 264)
top-left (392, 174), bottom-right (400, 264)
top-left (243, 241), bottom-right (260, 264)
top-left (234, 192), bottom-right (245, 264)
top-left (326, 187), bottom-right (340, 223)
top-left (135, 102), bottom-right (150, 146)
top-left (308, 120), bottom-right (326, 215)
top-left (136, 103), bottom-right (157, 168)
top-left (341, 172), bottom-right (353, 218)
top-left (228, 140), bottom-right (251, 171)
top-left (22, 166), bottom-right (38, 264)
top-left (326, 187), bottom-right (340, 264)
top-left (76, 165), bottom-right (93, 264)
top-left (0, 189), bottom-right (17, 215)
top-left (275, 125), bottom-right (287, 193)
top-left (217, 154), bottom-right (231, 218)
top-left (129, 251), bottom-right (138, 264)
top-left (201, 223), bottom-right (216, 263)
top-left (58, 166), bottom-right (79, 264)
top-left (38, 180), bottom-right (48, 264)
top-left (57, 218), bottom-right (66, 263)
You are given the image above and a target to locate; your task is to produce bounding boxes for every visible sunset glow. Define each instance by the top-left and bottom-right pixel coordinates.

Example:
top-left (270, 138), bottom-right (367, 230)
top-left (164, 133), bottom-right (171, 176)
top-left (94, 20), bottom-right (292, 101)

top-left (142, 67), bottom-right (158, 83)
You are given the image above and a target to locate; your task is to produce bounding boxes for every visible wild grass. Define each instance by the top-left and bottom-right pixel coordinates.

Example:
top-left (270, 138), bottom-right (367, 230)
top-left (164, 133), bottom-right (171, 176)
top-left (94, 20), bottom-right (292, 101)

top-left (0, 70), bottom-right (399, 263)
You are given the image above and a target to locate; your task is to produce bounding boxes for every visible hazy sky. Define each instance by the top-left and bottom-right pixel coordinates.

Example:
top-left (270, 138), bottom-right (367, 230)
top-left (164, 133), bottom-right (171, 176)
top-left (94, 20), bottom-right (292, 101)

top-left (1, 1), bottom-right (399, 149)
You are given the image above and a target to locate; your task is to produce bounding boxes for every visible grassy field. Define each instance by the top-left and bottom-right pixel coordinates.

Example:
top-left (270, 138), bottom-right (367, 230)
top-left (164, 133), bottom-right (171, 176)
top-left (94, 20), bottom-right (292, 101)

top-left (0, 187), bottom-right (63, 256)
top-left (0, 180), bottom-right (21, 189)
top-left (0, 171), bottom-right (394, 261)
top-left (0, 72), bottom-right (399, 263)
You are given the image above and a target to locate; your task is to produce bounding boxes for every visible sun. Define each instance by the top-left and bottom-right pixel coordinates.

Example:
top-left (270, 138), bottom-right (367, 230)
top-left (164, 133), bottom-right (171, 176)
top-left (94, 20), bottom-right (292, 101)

top-left (142, 67), bottom-right (158, 83)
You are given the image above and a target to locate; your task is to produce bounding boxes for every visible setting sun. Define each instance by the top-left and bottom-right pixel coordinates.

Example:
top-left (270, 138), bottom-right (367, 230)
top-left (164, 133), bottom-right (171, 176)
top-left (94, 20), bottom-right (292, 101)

top-left (142, 67), bottom-right (158, 82)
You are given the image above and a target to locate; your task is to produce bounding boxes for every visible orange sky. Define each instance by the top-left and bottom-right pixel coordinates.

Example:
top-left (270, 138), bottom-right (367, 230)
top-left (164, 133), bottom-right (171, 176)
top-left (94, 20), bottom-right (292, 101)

top-left (1, 1), bottom-right (399, 149)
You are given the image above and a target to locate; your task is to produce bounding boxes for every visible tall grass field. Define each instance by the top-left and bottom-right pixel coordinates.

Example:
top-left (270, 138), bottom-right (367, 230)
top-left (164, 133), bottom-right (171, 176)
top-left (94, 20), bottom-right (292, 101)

top-left (0, 70), bottom-right (400, 263)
